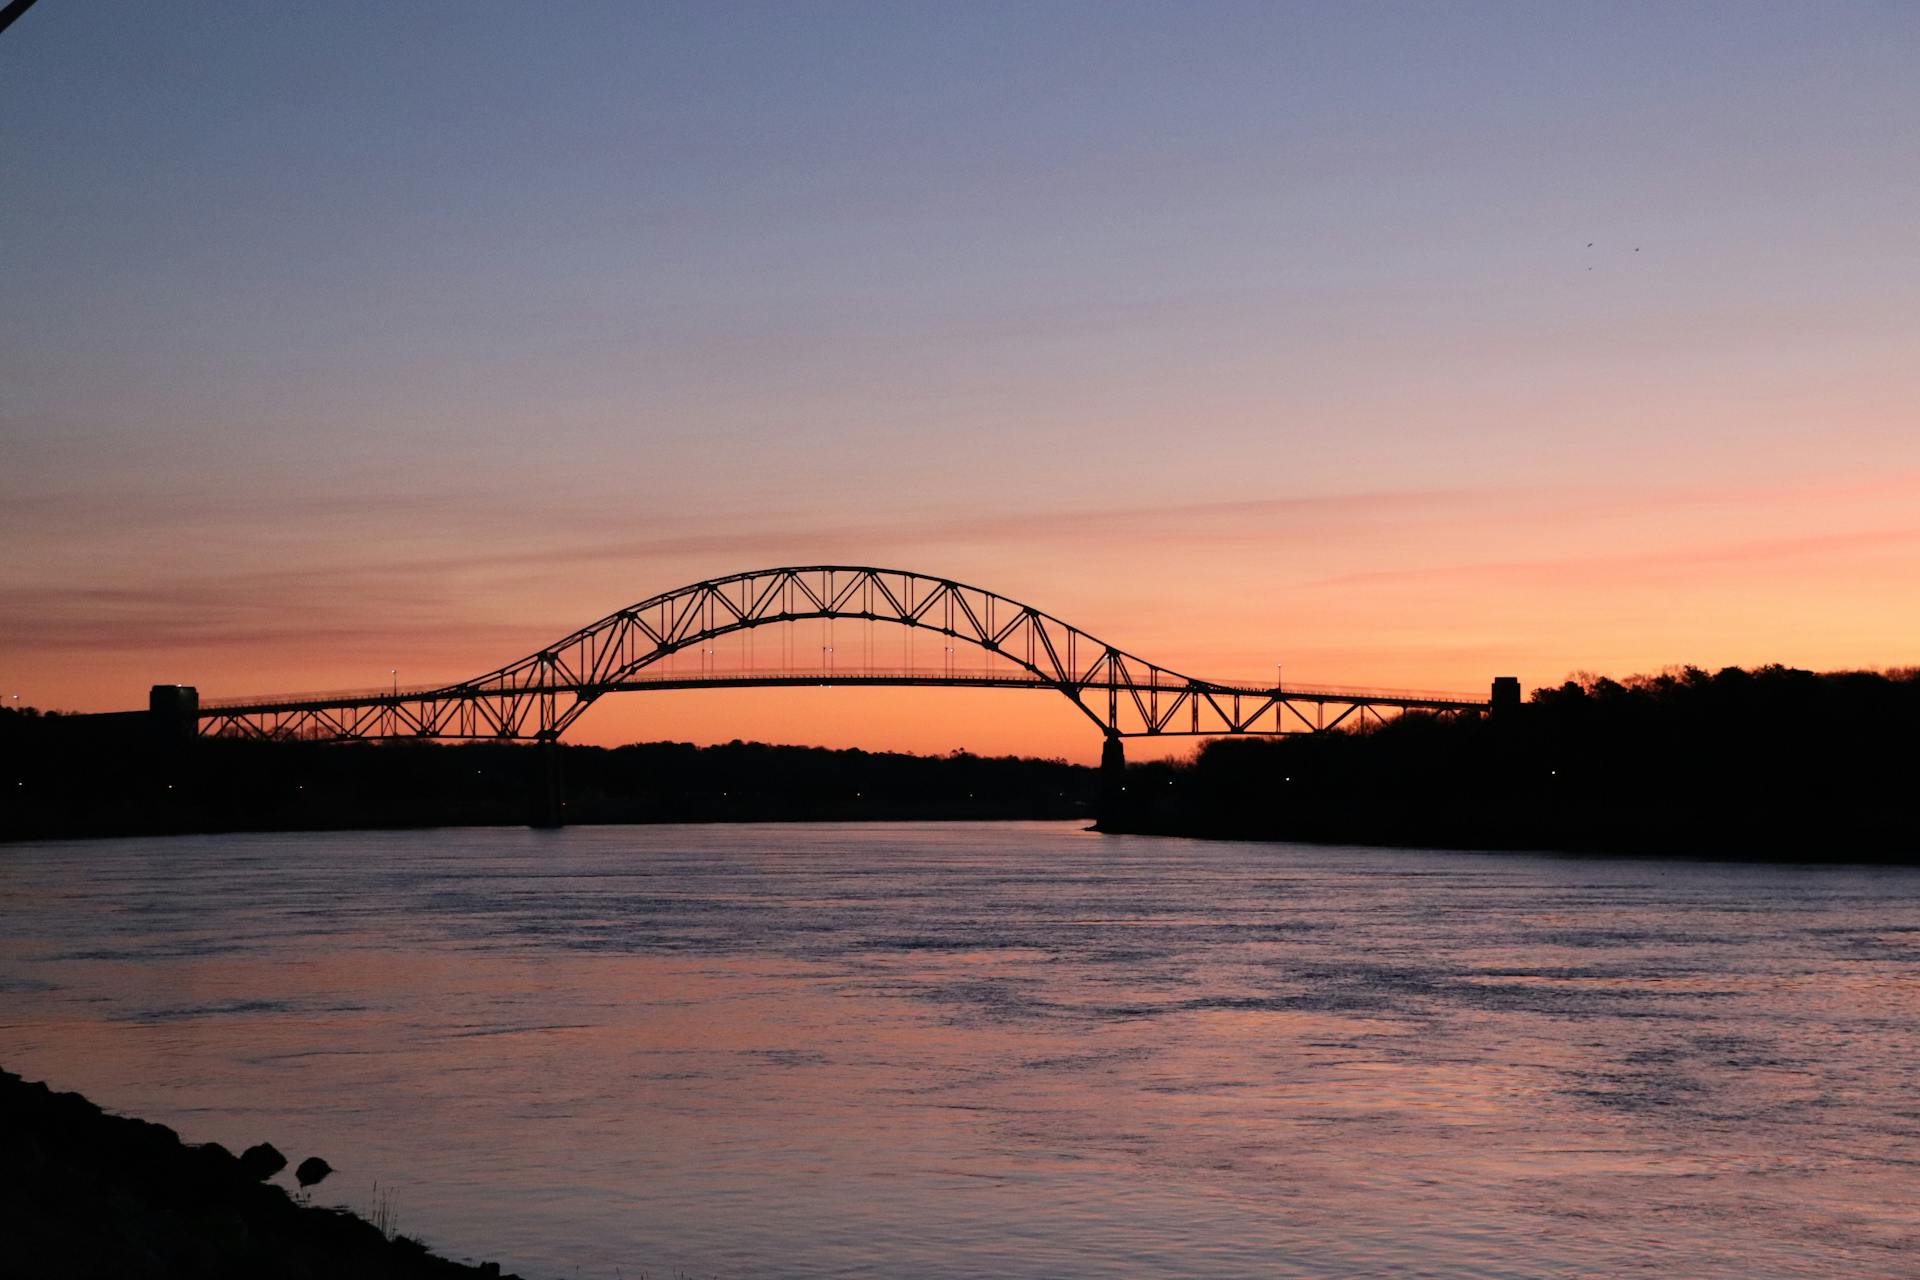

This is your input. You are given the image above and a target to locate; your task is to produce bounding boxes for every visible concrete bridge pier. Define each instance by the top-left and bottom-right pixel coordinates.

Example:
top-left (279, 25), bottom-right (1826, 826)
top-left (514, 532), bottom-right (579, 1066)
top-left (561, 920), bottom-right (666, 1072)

top-left (1491, 676), bottom-right (1522, 718)
top-left (1096, 734), bottom-right (1127, 831)
top-left (148, 685), bottom-right (199, 745)
top-left (529, 740), bottom-right (566, 829)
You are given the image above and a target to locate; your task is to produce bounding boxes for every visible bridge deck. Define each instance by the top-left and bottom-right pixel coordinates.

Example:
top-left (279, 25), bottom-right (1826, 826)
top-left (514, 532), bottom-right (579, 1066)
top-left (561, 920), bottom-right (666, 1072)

top-left (200, 668), bottom-right (1488, 717)
top-left (187, 566), bottom-right (1498, 742)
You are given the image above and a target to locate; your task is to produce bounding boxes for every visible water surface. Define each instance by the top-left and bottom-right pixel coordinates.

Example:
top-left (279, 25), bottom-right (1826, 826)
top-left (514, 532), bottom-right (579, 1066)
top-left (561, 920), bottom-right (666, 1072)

top-left (2, 823), bottom-right (1916, 1277)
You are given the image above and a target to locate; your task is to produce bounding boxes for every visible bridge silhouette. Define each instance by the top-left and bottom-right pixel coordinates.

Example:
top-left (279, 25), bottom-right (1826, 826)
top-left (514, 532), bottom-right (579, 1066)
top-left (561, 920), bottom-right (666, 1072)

top-left (191, 566), bottom-right (1491, 740)
top-left (164, 566), bottom-right (1503, 826)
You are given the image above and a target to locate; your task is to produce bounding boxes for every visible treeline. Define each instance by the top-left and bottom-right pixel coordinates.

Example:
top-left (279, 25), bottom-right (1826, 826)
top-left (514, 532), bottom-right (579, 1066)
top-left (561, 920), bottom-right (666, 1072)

top-left (1106, 665), bottom-right (1920, 861)
top-left (0, 708), bottom-right (1093, 841)
top-left (10, 664), bottom-right (1916, 857)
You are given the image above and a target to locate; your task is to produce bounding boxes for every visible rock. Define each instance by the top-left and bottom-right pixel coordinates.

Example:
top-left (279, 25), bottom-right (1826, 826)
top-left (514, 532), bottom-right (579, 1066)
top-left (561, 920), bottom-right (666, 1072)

top-left (240, 1141), bottom-right (288, 1180)
top-left (2, 1070), bottom-right (513, 1276)
top-left (186, 1141), bottom-right (246, 1191)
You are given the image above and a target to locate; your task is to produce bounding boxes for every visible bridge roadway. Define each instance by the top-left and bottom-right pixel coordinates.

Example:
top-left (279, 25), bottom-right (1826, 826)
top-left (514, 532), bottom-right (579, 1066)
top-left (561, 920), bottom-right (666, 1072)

top-left (182, 564), bottom-right (1500, 749)
top-left (198, 665), bottom-right (1488, 742)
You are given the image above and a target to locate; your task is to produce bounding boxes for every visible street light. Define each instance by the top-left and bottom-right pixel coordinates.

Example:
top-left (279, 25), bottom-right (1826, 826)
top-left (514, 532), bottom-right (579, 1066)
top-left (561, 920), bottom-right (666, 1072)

top-left (390, 668), bottom-right (398, 697)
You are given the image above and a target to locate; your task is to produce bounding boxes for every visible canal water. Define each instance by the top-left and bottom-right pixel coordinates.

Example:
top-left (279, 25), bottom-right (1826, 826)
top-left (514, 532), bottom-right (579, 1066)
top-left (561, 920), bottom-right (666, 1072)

top-left (2, 823), bottom-right (1916, 1278)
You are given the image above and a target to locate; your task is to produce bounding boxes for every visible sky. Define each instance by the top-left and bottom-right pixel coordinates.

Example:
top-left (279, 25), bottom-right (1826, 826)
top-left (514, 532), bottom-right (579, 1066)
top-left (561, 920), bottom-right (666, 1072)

top-left (3, 1), bottom-right (1917, 762)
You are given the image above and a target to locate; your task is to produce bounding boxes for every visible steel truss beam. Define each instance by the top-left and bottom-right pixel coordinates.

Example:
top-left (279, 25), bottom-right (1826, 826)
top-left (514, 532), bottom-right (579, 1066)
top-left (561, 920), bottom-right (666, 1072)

top-left (197, 566), bottom-right (1489, 743)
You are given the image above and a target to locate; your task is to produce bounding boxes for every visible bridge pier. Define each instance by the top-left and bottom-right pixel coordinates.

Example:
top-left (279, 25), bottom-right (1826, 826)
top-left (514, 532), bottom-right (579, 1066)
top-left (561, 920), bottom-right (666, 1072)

top-left (529, 740), bottom-right (566, 829)
top-left (1096, 735), bottom-right (1127, 832)
top-left (148, 684), bottom-right (199, 746)
top-left (1491, 677), bottom-right (1521, 718)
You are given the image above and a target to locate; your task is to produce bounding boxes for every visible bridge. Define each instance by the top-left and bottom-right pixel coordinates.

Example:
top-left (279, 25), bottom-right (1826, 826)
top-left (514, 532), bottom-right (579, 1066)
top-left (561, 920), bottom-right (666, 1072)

top-left (152, 566), bottom-right (1508, 826)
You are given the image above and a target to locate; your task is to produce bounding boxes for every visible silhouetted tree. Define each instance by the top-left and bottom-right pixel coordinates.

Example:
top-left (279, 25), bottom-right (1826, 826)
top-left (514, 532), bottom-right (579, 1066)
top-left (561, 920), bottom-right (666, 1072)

top-left (1110, 666), bottom-right (1920, 861)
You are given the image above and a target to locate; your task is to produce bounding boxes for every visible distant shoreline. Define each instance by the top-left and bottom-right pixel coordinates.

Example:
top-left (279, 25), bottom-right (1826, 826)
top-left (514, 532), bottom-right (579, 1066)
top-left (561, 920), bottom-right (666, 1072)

top-left (0, 729), bottom-right (1096, 842)
top-left (1094, 821), bottom-right (1920, 866)
top-left (1093, 665), bottom-right (1920, 865)
top-left (8, 814), bottom-right (1916, 868)
top-left (3, 811), bottom-right (1082, 846)
top-left (8, 664), bottom-right (1917, 862)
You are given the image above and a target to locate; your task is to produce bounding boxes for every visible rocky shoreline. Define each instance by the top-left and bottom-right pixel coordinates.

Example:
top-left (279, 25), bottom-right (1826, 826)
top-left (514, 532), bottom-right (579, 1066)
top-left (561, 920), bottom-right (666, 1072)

top-left (0, 1068), bottom-right (526, 1279)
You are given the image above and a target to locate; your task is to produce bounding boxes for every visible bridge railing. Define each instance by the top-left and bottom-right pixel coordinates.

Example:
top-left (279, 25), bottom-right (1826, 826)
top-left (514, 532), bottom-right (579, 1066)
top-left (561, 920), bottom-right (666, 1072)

top-left (200, 667), bottom-right (1485, 712)
top-left (200, 684), bottom-right (452, 710)
top-left (597, 667), bottom-right (1481, 701)
top-left (602, 666), bottom-right (1041, 685)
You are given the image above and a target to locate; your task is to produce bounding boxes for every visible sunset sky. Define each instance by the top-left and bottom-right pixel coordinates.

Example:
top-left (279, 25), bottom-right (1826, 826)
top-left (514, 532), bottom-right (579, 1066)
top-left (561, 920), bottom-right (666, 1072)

top-left (4, 2), bottom-right (1917, 762)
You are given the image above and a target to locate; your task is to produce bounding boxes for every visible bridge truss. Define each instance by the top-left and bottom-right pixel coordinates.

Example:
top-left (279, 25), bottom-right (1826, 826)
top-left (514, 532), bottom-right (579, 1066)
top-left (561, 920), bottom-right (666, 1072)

top-left (198, 566), bottom-right (1487, 743)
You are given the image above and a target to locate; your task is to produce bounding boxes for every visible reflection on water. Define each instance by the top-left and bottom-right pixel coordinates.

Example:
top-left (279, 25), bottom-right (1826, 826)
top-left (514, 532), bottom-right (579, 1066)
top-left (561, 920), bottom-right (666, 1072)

top-left (2, 823), bottom-right (1917, 1278)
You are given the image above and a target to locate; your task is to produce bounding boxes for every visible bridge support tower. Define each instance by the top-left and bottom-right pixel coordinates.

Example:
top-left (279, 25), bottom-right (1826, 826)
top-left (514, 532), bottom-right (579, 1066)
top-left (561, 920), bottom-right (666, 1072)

top-left (1491, 677), bottom-right (1521, 718)
top-left (1097, 734), bottom-right (1127, 832)
top-left (148, 684), bottom-right (199, 745)
top-left (529, 739), bottom-right (566, 829)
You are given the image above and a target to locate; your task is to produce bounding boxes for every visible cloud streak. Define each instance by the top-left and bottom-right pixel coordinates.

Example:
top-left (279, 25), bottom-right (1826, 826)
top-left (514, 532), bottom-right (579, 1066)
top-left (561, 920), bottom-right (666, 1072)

top-left (1294, 525), bottom-right (1920, 592)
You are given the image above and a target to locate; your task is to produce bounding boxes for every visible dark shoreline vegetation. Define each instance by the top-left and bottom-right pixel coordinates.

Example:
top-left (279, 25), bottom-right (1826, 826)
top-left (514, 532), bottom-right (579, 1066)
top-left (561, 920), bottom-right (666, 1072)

top-left (4, 664), bottom-right (1916, 861)
top-left (1105, 664), bottom-right (1920, 861)
top-left (0, 1067), bottom-right (525, 1279)
top-left (0, 726), bottom-right (1096, 840)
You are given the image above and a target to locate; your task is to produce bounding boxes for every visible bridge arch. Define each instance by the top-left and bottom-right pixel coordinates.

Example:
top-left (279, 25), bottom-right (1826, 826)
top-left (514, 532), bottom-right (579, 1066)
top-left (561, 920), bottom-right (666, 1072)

top-left (463, 565), bottom-right (1167, 740)
top-left (198, 565), bottom-right (1488, 743)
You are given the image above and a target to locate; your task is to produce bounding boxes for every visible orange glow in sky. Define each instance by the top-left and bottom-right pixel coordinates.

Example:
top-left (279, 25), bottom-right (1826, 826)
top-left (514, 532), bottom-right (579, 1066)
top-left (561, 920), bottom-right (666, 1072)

top-left (4, 6), bottom-right (1918, 763)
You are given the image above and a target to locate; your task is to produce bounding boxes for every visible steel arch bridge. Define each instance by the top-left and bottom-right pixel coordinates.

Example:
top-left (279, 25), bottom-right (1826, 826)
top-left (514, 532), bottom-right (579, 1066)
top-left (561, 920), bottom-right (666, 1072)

top-left (197, 565), bottom-right (1489, 744)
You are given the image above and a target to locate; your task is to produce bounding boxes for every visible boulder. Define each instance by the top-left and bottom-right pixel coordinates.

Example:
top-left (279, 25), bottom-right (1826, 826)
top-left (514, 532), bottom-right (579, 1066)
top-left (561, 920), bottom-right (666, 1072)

top-left (294, 1155), bottom-right (333, 1188)
top-left (240, 1141), bottom-right (288, 1180)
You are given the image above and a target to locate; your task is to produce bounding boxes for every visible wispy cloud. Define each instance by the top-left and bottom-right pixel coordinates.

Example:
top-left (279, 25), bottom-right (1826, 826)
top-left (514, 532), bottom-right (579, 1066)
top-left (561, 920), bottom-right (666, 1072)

top-left (1294, 525), bottom-right (1920, 591)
